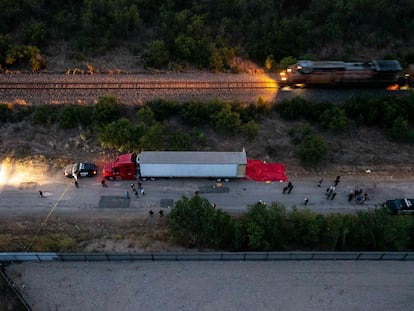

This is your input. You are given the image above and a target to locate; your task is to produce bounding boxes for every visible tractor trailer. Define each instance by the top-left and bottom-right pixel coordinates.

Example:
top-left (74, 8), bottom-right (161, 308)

top-left (103, 150), bottom-right (247, 181)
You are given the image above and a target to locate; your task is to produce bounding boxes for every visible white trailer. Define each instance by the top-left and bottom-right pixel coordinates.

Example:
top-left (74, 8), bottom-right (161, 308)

top-left (136, 150), bottom-right (247, 180)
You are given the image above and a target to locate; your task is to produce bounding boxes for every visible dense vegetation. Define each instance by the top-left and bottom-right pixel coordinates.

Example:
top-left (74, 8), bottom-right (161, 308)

top-left (1, 0), bottom-right (414, 71)
top-left (167, 195), bottom-right (414, 251)
top-left (1, 92), bottom-right (414, 164)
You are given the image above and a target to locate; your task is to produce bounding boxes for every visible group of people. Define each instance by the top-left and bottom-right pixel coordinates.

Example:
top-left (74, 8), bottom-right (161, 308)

top-left (125, 182), bottom-right (144, 199)
top-left (149, 209), bottom-right (164, 217)
top-left (348, 189), bottom-right (369, 204)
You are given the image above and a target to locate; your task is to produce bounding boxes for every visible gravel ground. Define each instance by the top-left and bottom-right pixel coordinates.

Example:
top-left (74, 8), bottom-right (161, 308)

top-left (6, 260), bottom-right (414, 311)
top-left (0, 72), bottom-right (409, 105)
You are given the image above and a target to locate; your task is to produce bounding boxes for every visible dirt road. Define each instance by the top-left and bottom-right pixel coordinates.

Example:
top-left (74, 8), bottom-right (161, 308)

top-left (0, 160), bottom-right (412, 217)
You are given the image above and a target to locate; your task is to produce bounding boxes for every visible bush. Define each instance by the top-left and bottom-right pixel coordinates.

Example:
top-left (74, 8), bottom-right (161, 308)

top-left (288, 208), bottom-right (326, 248)
top-left (97, 118), bottom-right (143, 152)
top-left (166, 128), bottom-right (192, 150)
top-left (212, 104), bottom-right (241, 134)
top-left (167, 195), bottom-right (225, 248)
top-left (32, 104), bottom-right (58, 125)
top-left (59, 105), bottom-right (92, 129)
top-left (148, 99), bottom-right (180, 122)
top-left (240, 202), bottom-right (287, 250)
top-left (92, 96), bottom-right (122, 126)
top-left (144, 40), bottom-right (169, 68)
top-left (318, 107), bottom-right (349, 131)
top-left (180, 100), bottom-right (210, 126)
top-left (275, 97), bottom-right (310, 120)
top-left (243, 120), bottom-right (258, 141)
top-left (297, 134), bottom-right (326, 165)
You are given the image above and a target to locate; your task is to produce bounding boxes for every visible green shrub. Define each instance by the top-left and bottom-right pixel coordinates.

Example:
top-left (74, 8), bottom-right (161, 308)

top-left (297, 134), bottom-right (326, 165)
top-left (32, 104), bottom-right (58, 125)
top-left (319, 107), bottom-right (349, 131)
top-left (97, 118), bottom-right (143, 152)
top-left (388, 116), bottom-right (410, 141)
top-left (148, 99), bottom-right (180, 121)
top-left (288, 208), bottom-right (326, 248)
top-left (92, 96), bottom-right (122, 126)
top-left (241, 202), bottom-right (287, 250)
top-left (59, 105), bottom-right (92, 129)
top-left (166, 194), bottom-right (237, 249)
top-left (137, 106), bottom-right (156, 126)
top-left (275, 97), bottom-right (310, 120)
top-left (212, 104), bottom-right (241, 134)
top-left (180, 101), bottom-right (210, 125)
top-left (166, 128), bottom-right (192, 150)
top-left (144, 40), bottom-right (169, 68)
top-left (243, 120), bottom-right (258, 141)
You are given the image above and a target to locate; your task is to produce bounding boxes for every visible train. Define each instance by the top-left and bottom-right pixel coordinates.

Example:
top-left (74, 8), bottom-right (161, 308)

top-left (279, 59), bottom-right (410, 88)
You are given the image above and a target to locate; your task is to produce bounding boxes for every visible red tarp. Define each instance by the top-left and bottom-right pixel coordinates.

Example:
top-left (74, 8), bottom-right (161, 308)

top-left (245, 159), bottom-right (287, 182)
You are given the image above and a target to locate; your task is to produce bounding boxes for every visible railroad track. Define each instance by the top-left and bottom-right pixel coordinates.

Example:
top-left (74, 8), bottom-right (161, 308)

top-left (0, 81), bottom-right (278, 90)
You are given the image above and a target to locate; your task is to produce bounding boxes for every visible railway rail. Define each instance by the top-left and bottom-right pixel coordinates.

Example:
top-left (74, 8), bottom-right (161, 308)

top-left (0, 81), bottom-right (278, 90)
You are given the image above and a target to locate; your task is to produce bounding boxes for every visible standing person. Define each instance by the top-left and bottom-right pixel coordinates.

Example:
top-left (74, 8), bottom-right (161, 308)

top-left (317, 178), bottom-right (323, 187)
top-left (140, 187), bottom-right (145, 196)
top-left (348, 190), bottom-right (354, 202)
top-left (287, 183), bottom-right (294, 194)
top-left (331, 192), bottom-right (337, 200)
top-left (282, 186), bottom-right (288, 194)
top-left (125, 191), bottom-right (130, 199)
top-left (74, 180), bottom-right (79, 188)
top-left (101, 179), bottom-right (107, 187)
top-left (304, 198), bottom-right (309, 206)
top-left (137, 181), bottom-right (142, 190)
top-left (39, 190), bottom-right (44, 198)
top-left (334, 176), bottom-right (341, 187)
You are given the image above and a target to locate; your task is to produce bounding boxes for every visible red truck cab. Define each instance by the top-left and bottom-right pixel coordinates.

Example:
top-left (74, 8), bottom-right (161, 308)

top-left (103, 153), bottom-right (137, 180)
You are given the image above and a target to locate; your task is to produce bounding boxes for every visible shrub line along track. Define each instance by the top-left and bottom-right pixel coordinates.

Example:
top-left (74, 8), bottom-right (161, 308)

top-left (0, 81), bottom-right (278, 90)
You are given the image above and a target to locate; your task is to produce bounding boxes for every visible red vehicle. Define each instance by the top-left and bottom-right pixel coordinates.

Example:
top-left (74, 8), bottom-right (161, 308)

top-left (103, 153), bottom-right (137, 180)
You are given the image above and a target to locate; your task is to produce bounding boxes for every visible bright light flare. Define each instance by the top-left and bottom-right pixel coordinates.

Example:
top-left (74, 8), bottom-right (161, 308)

top-left (0, 158), bottom-right (49, 189)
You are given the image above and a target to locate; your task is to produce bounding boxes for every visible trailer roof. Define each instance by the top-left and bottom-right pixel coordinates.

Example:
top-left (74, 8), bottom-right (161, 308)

top-left (138, 151), bottom-right (247, 164)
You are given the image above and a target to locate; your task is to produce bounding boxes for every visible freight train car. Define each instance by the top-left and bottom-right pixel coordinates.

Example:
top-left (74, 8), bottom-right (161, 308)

top-left (279, 60), bottom-right (406, 88)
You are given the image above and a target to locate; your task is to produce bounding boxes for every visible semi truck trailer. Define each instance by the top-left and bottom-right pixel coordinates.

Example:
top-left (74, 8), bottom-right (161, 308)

top-left (103, 150), bottom-right (247, 181)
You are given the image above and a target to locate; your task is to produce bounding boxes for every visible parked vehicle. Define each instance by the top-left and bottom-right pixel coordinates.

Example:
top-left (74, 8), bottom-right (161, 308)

top-left (279, 59), bottom-right (405, 88)
top-left (103, 150), bottom-right (247, 181)
top-left (64, 163), bottom-right (97, 178)
top-left (384, 199), bottom-right (414, 215)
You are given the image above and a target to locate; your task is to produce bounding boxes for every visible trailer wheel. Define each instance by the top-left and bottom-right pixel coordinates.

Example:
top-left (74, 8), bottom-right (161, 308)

top-left (216, 178), bottom-right (222, 182)
top-left (150, 177), bottom-right (156, 181)
top-left (224, 178), bottom-right (230, 182)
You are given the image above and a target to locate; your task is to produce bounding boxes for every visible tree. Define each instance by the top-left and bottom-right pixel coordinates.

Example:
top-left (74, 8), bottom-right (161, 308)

top-left (167, 195), bottom-right (216, 248)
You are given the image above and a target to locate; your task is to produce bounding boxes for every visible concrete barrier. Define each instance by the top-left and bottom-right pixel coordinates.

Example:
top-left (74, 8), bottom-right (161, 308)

top-left (1, 252), bottom-right (413, 263)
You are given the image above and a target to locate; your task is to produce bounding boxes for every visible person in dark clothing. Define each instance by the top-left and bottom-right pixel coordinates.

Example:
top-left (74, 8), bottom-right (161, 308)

top-left (334, 176), bottom-right (341, 186)
top-left (39, 190), bottom-right (44, 198)
top-left (149, 210), bottom-right (154, 217)
top-left (159, 210), bottom-right (164, 217)
top-left (348, 191), bottom-right (354, 202)
top-left (304, 198), bottom-right (309, 206)
top-left (317, 179), bottom-right (323, 187)
top-left (101, 179), bottom-right (107, 187)
top-left (331, 192), bottom-right (337, 200)
top-left (287, 183), bottom-right (294, 194)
